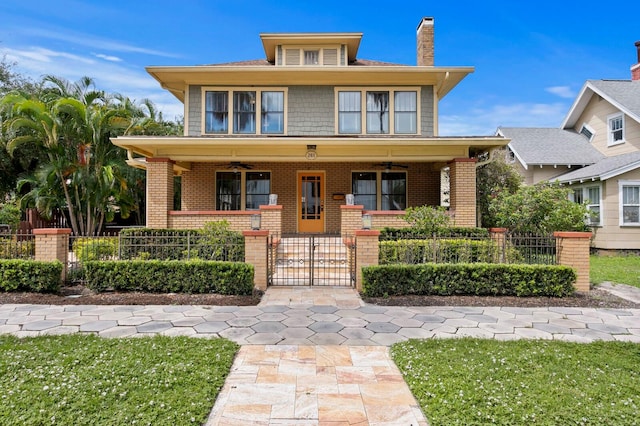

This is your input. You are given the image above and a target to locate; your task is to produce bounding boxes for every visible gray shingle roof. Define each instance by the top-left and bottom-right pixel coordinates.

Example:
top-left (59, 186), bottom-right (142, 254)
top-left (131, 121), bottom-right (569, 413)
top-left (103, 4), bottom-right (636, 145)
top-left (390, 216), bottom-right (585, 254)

top-left (556, 151), bottom-right (640, 183)
top-left (588, 80), bottom-right (640, 119)
top-left (498, 127), bottom-right (604, 166)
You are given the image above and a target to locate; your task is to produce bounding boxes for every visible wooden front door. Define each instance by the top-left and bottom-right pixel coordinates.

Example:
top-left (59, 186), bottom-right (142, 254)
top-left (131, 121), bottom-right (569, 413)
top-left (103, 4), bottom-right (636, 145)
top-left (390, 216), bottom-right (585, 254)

top-left (298, 172), bottom-right (324, 233)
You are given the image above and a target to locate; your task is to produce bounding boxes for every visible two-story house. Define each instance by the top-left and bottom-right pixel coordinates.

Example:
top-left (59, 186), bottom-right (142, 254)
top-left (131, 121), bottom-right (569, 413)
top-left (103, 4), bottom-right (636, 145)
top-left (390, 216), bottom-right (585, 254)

top-left (499, 41), bottom-right (640, 250)
top-left (112, 18), bottom-right (506, 236)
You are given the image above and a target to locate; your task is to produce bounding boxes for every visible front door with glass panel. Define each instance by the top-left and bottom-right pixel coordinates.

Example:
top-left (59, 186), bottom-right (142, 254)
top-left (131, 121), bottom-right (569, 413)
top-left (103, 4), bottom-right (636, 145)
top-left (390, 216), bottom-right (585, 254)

top-left (298, 172), bottom-right (324, 233)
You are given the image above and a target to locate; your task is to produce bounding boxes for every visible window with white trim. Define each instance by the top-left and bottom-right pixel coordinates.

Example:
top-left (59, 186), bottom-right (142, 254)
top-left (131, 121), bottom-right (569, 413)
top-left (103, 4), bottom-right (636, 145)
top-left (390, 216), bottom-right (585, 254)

top-left (570, 185), bottom-right (601, 226)
top-left (607, 113), bottom-right (625, 146)
top-left (216, 171), bottom-right (271, 211)
top-left (352, 171), bottom-right (407, 211)
top-left (620, 181), bottom-right (640, 225)
top-left (203, 88), bottom-right (286, 135)
top-left (579, 123), bottom-right (595, 142)
top-left (336, 88), bottom-right (419, 135)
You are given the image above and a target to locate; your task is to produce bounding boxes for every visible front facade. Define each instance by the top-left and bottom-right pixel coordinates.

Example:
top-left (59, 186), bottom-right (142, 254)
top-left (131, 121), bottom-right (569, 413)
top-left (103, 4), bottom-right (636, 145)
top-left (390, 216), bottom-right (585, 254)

top-left (499, 41), bottom-right (640, 250)
top-left (113, 18), bottom-right (506, 235)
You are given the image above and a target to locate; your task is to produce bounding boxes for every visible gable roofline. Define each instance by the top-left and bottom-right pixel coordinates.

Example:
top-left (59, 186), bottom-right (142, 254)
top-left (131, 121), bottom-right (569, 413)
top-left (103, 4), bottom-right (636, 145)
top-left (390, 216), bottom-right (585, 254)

top-left (496, 128), bottom-right (528, 169)
top-left (561, 80), bottom-right (640, 129)
top-left (556, 152), bottom-right (640, 184)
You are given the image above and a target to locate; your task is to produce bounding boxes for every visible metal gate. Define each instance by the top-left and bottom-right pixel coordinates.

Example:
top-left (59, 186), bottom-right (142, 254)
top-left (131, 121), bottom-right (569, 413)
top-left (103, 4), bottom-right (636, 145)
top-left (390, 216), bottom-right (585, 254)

top-left (268, 234), bottom-right (356, 286)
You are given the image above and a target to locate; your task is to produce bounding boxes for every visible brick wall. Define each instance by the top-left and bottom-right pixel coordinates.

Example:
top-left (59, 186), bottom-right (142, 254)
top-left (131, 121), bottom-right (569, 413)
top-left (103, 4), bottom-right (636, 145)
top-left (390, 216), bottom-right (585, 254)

top-left (354, 230), bottom-right (380, 292)
top-left (449, 158), bottom-right (477, 227)
top-left (555, 232), bottom-right (592, 292)
top-left (181, 163), bottom-right (216, 210)
top-left (33, 228), bottom-right (70, 282)
top-left (242, 230), bottom-right (269, 291)
top-left (168, 212), bottom-right (253, 231)
top-left (146, 158), bottom-right (174, 228)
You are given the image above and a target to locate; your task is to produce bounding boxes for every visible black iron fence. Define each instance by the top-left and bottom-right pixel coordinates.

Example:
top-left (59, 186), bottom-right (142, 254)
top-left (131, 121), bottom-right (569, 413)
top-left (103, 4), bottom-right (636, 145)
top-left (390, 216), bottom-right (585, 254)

top-left (0, 232), bottom-right (35, 260)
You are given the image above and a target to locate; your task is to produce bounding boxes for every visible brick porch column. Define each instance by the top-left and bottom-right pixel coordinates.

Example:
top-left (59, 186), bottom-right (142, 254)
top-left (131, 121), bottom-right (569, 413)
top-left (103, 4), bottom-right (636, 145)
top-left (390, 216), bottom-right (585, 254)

top-left (33, 228), bottom-right (71, 282)
top-left (341, 205), bottom-right (364, 236)
top-left (554, 231), bottom-right (592, 292)
top-left (354, 229), bottom-right (380, 292)
top-left (259, 205), bottom-right (282, 235)
top-left (449, 158), bottom-right (477, 227)
top-left (146, 158), bottom-right (174, 229)
top-left (243, 230), bottom-right (269, 291)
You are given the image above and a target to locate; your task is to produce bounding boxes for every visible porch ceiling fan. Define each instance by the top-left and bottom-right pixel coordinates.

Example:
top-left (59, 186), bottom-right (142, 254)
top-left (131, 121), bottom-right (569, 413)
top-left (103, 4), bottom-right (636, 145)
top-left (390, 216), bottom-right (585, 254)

top-left (213, 161), bottom-right (254, 172)
top-left (372, 161), bottom-right (409, 171)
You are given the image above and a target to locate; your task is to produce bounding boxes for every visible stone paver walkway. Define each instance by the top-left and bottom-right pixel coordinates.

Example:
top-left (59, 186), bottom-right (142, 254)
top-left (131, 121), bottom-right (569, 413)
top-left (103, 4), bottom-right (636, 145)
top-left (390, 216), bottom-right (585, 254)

top-left (1, 286), bottom-right (639, 424)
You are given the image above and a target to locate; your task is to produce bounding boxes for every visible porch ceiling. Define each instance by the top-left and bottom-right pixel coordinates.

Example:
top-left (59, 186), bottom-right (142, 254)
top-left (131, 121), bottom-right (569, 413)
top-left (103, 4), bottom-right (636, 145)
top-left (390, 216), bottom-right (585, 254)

top-left (112, 136), bottom-right (508, 172)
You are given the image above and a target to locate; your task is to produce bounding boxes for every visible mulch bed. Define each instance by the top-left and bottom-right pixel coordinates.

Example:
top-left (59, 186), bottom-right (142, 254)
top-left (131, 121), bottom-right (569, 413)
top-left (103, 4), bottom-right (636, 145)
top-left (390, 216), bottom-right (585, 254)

top-left (0, 285), bottom-right (637, 309)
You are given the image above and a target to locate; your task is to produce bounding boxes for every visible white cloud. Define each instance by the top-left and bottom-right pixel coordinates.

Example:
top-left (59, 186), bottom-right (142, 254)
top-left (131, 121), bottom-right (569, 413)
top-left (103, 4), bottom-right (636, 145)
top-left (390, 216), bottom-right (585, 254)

top-left (93, 53), bottom-right (123, 62)
top-left (545, 86), bottom-right (575, 99)
top-left (439, 102), bottom-right (568, 136)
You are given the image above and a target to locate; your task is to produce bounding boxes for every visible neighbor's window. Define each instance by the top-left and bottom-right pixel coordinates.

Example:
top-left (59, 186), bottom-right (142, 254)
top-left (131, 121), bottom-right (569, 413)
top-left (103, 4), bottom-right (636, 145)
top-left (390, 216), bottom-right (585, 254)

top-left (233, 91), bottom-right (256, 134)
top-left (261, 91), bottom-right (284, 134)
top-left (580, 123), bottom-right (595, 142)
top-left (608, 113), bottom-right (625, 146)
top-left (394, 91), bottom-right (417, 134)
top-left (216, 172), bottom-right (241, 211)
top-left (621, 183), bottom-right (640, 225)
top-left (366, 91), bottom-right (389, 134)
top-left (245, 172), bottom-right (271, 210)
top-left (338, 91), bottom-right (362, 134)
top-left (352, 172), bottom-right (377, 210)
top-left (571, 186), bottom-right (601, 226)
top-left (205, 91), bottom-right (228, 133)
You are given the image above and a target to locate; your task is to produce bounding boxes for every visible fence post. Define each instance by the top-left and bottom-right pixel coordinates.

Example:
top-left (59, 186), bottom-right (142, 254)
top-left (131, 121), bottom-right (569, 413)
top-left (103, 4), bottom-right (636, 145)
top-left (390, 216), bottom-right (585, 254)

top-left (243, 230), bottom-right (269, 291)
top-left (489, 228), bottom-right (507, 263)
top-left (341, 205), bottom-right (365, 236)
top-left (259, 205), bottom-right (282, 235)
top-left (554, 231), bottom-right (592, 292)
top-left (354, 229), bottom-right (380, 292)
top-left (33, 228), bottom-right (71, 283)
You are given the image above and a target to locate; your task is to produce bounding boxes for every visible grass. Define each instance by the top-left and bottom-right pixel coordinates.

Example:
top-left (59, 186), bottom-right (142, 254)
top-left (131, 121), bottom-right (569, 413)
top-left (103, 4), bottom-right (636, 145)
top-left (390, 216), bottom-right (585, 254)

top-left (591, 254), bottom-right (640, 288)
top-left (0, 334), bottom-right (238, 426)
top-left (393, 338), bottom-right (640, 426)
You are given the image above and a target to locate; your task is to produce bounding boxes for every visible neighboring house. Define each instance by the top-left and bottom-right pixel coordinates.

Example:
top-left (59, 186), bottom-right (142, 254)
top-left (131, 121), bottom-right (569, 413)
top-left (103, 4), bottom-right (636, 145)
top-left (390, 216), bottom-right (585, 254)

top-left (498, 41), bottom-right (640, 250)
top-left (112, 18), bottom-right (506, 235)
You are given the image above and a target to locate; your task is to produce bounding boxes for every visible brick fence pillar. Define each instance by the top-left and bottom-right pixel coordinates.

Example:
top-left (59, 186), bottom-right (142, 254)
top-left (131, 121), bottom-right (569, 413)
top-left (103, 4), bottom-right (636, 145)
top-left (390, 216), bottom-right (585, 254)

top-left (554, 231), bottom-right (592, 292)
top-left (449, 158), bottom-right (477, 227)
top-left (354, 229), bottom-right (380, 292)
top-left (259, 205), bottom-right (282, 235)
top-left (243, 230), bottom-right (269, 291)
top-left (489, 227), bottom-right (507, 263)
top-left (33, 228), bottom-right (71, 283)
top-left (146, 158), bottom-right (174, 229)
top-left (341, 205), bottom-right (364, 236)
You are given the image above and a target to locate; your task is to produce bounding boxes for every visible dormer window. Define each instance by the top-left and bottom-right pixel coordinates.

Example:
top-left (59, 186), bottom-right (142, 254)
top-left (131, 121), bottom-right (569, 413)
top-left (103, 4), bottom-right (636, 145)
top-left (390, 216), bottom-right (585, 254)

top-left (304, 50), bottom-right (319, 65)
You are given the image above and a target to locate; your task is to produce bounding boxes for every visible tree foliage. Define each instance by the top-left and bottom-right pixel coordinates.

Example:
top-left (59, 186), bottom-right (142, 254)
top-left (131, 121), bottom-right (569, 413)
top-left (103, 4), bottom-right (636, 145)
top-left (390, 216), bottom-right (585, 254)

top-left (488, 181), bottom-right (591, 234)
top-left (476, 152), bottom-right (523, 228)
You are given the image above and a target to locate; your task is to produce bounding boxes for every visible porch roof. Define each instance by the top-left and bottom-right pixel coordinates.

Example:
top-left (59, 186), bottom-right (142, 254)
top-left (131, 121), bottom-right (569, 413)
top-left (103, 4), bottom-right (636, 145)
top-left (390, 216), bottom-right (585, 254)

top-left (112, 135), bottom-right (508, 173)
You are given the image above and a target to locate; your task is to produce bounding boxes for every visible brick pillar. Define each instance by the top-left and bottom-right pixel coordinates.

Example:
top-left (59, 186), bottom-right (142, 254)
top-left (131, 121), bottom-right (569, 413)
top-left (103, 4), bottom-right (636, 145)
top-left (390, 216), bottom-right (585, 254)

top-left (146, 158), bottom-right (174, 229)
top-left (449, 158), bottom-right (477, 227)
top-left (259, 205), bottom-right (282, 235)
top-left (489, 228), bottom-right (507, 263)
top-left (341, 205), bottom-right (364, 236)
top-left (354, 229), bottom-right (380, 292)
top-left (554, 231), bottom-right (592, 292)
top-left (34, 228), bottom-right (71, 282)
top-left (243, 230), bottom-right (269, 291)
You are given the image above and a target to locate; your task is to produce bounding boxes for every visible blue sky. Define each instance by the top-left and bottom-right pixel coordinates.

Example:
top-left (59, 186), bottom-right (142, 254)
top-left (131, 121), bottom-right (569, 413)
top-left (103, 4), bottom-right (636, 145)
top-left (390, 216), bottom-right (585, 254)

top-left (1, 0), bottom-right (639, 135)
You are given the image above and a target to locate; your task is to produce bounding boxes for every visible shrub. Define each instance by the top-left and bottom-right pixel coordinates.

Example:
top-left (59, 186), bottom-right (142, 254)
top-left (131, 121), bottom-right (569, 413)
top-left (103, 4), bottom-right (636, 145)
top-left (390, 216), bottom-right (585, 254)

top-left (0, 238), bottom-right (34, 260)
top-left (72, 237), bottom-right (118, 262)
top-left (361, 263), bottom-right (575, 297)
top-left (402, 205), bottom-right (451, 234)
top-left (0, 200), bottom-right (21, 233)
top-left (0, 260), bottom-right (62, 293)
top-left (85, 260), bottom-right (254, 295)
top-left (379, 226), bottom-right (489, 241)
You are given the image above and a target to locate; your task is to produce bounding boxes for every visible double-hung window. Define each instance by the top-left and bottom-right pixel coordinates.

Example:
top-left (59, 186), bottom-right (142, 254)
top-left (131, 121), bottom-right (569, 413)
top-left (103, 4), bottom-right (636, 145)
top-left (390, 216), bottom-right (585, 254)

top-left (216, 171), bottom-right (271, 211)
top-left (608, 113), bottom-right (625, 146)
top-left (337, 88), bottom-right (419, 135)
top-left (203, 88), bottom-right (286, 135)
top-left (620, 181), bottom-right (640, 225)
top-left (352, 171), bottom-right (407, 211)
top-left (571, 186), bottom-right (601, 226)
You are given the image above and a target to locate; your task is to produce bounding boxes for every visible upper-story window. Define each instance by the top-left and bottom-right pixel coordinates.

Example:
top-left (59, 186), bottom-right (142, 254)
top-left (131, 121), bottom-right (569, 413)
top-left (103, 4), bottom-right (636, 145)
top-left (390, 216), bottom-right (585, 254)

top-left (304, 50), bottom-right (319, 65)
top-left (336, 88), bottom-right (420, 135)
top-left (607, 113), bottom-right (625, 146)
top-left (279, 46), bottom-right (342, 66)
top-left (203, 88), bottom-right (286, 135)
top-left (579, 123), bottom-right (595, 142)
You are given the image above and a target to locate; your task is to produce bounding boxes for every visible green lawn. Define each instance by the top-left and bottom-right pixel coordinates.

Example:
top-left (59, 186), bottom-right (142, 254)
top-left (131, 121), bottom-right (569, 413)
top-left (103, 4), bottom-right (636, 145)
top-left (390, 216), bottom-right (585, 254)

top-left (0, 335), bottom-right (238, 426)
top-left (393, 339), bottom-right (639, 426)
top-left (591, 254), bottom-right (640, 288)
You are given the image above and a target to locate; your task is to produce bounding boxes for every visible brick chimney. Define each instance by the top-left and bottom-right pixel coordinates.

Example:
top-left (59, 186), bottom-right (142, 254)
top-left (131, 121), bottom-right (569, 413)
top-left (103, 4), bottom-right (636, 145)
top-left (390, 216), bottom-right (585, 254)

top-left (417, 17), bottom-right (434, 66)
top-left (632, 41), bottom-right (640, 81)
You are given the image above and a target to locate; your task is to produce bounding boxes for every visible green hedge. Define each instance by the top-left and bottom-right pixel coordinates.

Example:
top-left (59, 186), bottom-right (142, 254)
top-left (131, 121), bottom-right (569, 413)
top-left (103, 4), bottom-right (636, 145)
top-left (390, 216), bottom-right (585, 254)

top-left (0, 260), bottom-right (62, 293)
top-left (362, 263), bottom-right (576, 297)
top-left (380, 239), bottom-right (506, 264)
top-left (85, 260), bottom-right (254, 295)
top-left (379, 227), bottom-right (489, 241)
top-left (72, 237), bottom-right (118, 262)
